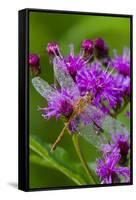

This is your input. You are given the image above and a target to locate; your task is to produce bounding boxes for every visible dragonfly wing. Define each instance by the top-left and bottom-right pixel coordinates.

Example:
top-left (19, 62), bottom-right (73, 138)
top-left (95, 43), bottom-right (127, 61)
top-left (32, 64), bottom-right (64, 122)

top-left (79, 123), bottom-right (108, 149)
top-left (82, 105), bottom-right (129, 135)
top-left (74, 105), bottom-right (129, 149)
top-left (53, 57), bottom-right (80, 99)
top-left (32, 76), bottom-right (56, 101)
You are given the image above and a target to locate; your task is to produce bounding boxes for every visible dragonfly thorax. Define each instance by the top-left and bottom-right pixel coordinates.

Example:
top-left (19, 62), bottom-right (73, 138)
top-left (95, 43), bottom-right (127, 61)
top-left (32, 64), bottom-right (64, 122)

top-left (73, 93), bottom-right (93, 114)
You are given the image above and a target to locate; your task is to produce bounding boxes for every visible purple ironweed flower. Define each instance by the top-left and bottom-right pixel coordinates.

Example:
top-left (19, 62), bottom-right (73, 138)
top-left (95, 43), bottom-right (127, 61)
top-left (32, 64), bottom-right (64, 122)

top-left (112, 48), bottom-right (130, 77)
top-left (97, 148), bottom-right (130, 184)
top-left (101, 132), bottom-right (130, 167)
top-left (47, 42), bottom-right (62, 58)
top-left (94, 38), bottom-right (109, 59)
top-left (81, 39), bottom-right (94, 59)
top-left (64, 55), bottom-right (87, 80)
top-left (47, 42), bottom-right (90, 80)
top-left (76, 62), bottom-right (120, 109)
top-left (112, 133), bottom-right (130, 157)
top-left (53, 43), bottom-right (93, 80)
top-left (101, 132), bottom-right (130, 157)
top-left (40, 88), bottom-right (74, 120)
top-left (29, 54), bottom-right (41, 76)
top-left (113, 74), bottom-right (130, 97)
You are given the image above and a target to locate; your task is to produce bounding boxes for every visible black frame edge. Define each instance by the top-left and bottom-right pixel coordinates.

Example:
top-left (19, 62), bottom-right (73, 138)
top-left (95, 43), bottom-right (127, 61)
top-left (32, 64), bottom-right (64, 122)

top-left (20, 8), bottom-right (133, 18)
top-left (18, 9), bottom-right (29, 191)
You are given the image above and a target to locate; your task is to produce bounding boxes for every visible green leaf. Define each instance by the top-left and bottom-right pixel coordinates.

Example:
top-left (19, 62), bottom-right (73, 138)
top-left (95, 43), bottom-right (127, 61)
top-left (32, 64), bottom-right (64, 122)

top-left (30, 154), bottom-right (54, 169)
top-left (30, 135), bottom-right (88, 185)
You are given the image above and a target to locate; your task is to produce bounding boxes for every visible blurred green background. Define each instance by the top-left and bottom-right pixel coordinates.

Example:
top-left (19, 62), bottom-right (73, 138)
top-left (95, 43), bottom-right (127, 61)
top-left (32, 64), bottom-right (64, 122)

top-left (29, 11), bottom-right (130, 189)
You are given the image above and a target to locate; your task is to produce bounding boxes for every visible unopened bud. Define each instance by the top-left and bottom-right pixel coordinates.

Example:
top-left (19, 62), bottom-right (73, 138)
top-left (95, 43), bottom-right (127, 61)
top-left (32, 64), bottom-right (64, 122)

top-left (29, 54), bottom-right (41, 76)
top-left (94, 38), bottom-right (109, 59)
top-left (47, 42), bottom-right (60, 57)
top-left (81, 39), bottom-right (94, 54)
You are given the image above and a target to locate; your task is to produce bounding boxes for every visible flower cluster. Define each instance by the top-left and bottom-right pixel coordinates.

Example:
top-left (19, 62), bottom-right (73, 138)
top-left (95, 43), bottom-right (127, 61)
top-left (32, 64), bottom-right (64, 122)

top-left (30, 39), bottom-right (130, 128)
top-left (97, 132), bottom-right (130, 183)
top-left (30, 38), bottom-right (131, 184)
top-left (97, 147), bottom-right (130, 184)
top-left (76, 63), bottom-right (121, 110)
top-left (44, 40), bottom-right (130, 117)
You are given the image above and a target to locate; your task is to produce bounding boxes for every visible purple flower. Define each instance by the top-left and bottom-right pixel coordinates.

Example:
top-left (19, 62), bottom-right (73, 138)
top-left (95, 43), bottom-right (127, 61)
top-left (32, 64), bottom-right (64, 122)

top-left (29, 54), bottom-right (40, 65)
top-left (81, 39), bottom-right (94, 59)
top-left (76, 62), bottom-right (120, 109)
top-left (29, 54), bottom-right (41, 75)
top-left (40, 88), bottom-right (74, 120)
top-left (113, 74), bottom-right (130, 97)
top-left (94, 38), bottom-right (109, 59)
top-left (112, 133), bottom-right (130, 157)
top-left (50, 43), bottom-right (93, 80)
top-left (81, 39), bottom-right (94, 53)
top-left (112, 48), bottom-right (130, 76)
top-left (47, 42), bottom-right (62, 59)
top-left (97, 148), bottom-right (130, 184)
top-left (101, 132), bottom-right (130, 157)
top-left (64, 55), bottom-right (87, 79)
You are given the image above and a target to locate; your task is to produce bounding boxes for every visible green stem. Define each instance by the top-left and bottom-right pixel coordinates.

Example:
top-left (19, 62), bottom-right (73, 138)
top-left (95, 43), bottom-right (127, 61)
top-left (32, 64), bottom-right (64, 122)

top-left (72, 133), bottom-right (97, 184)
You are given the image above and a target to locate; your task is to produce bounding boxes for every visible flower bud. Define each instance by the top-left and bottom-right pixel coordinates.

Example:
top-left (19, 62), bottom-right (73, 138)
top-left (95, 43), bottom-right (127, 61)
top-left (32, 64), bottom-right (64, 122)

top-left (81, 39), bottom-right (94, 61)
top-left (29, 54), bottom-right (41, 76)
top-left (81, 39), bottom-right (94, 54)
top-left (94, 38), bottom-right (109, 59)
top-left (47, 42), bottom-right (60, 57)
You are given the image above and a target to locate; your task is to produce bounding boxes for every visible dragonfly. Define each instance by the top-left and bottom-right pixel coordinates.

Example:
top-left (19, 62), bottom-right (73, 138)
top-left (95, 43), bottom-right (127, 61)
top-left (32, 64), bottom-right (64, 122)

top-left (32, 56), bottom-right (129, 152)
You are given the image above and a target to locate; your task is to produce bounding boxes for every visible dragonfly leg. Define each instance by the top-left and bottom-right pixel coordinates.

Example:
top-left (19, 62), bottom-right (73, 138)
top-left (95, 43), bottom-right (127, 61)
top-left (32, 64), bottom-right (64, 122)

top-left (50, 123), bottom-right (68, 152)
